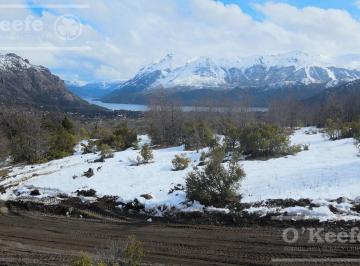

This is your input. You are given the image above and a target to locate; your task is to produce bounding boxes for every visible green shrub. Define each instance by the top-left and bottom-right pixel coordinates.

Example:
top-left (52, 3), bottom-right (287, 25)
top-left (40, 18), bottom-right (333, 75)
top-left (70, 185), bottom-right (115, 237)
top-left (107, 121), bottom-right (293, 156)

top-left (82, 140), bottom-right (97, 154)
top-left (97, 132), bottom-right (123, 151)
top-left (96, 123), bottom-right (137, 152)
top-left (339, 122), bottom-right (354, 139)
top-left (324, 119), bottom-right (342, 140)
top-left (199, 151), bottom-right (207, 162)
top-left (184, 121), bottom-right (214, 151)
top-left (10, 132), bottom-right (46, 164)
top-left (140, 144), bottom-right (153, 163)
top-left (48, 128), bottom-right (76, 160)
top-left (93, 128), bottom-right (112, 140)
top-left (186, 148), bottom-right (245, 207)
top-left (238, 123), bottom-right (291, 158)
top-left (286, 144), bottom-right (303, 155)
top-left (72, 252), bottom-right (93, 266)
top-left (2, 113), bottom-right (78, 164)
top-left (100, 144), bottom-right (114, 159)
top-left (79, 127), bottom-right (90, 140)
top-left (124, 235), bottom-right (145, 266)
top-left (351, 122), bottom-right (360, 139)
top-left (114, 123), bottom-right (138, 149)
top-left (3, 113), bottom-right (45, 163)
top-left (324, 120), bottom-right (360, 141)
top-left (61, 116), bottom-right (74, 132)
top-left (172, 154), bottom-right (190, 171)
top-left (224, 123), bottom-right (241, 153)
top-left (223, 123), bottom-right (296, 158)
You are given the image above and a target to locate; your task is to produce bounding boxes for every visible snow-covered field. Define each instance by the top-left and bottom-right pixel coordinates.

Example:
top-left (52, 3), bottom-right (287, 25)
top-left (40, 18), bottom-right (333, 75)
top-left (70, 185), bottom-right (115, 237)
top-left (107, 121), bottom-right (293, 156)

top-left (1, 128), bottom-right (360, 221)
top-left (242, 128), bottom-right (360, 202)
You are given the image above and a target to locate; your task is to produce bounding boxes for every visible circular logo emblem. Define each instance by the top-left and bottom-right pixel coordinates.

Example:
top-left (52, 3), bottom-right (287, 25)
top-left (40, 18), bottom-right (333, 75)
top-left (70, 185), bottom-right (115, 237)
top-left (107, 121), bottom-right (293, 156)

top-left (54, 15), bottom-right (82, 41)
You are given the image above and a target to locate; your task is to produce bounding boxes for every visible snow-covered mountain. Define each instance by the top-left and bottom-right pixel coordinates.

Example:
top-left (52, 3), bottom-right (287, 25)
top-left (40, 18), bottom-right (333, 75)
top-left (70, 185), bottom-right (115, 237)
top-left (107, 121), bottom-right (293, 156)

top-left (67, 80), bottom-right (125, 98)
top-left (101, 51), bottom-right (360, 104)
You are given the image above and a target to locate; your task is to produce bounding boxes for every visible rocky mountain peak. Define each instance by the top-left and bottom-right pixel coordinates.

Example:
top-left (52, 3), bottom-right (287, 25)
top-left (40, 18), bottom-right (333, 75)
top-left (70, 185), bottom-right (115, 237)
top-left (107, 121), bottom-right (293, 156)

top-left (0, 53), bottom-right (104, 113)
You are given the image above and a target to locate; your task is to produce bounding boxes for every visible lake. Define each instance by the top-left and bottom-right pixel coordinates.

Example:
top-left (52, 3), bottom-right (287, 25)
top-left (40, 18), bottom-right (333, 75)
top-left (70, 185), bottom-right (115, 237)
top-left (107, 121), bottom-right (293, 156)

top-left (85, 98), bottom-right (268, 113)
top-left (85, 98), bottom-right (148, 111)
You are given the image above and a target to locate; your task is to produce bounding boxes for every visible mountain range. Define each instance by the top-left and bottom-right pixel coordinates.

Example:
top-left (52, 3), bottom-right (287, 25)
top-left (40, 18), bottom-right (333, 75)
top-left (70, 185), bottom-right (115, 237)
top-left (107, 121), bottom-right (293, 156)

top-left (0, 53), bottom-right (104, 113)
top-left (2, 52), bottom-right (358, 112)
top-left (66, 80), bottom-right (124, 98)
top-left (94, 51), bottom-right (360, 106)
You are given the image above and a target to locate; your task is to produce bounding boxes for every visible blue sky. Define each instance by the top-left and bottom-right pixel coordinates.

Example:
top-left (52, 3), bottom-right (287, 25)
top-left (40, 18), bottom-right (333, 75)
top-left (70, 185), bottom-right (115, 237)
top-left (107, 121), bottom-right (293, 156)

top-left (222, 0), bottom-right (360, 19)
top-left (4, 0), bottom-right (360, 82)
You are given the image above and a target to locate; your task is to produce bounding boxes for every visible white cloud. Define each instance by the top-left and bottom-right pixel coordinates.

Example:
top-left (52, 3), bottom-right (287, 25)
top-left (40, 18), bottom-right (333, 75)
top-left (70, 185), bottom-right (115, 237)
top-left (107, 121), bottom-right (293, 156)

top-left (95, 65), bottom-right (123, 81)
top-left (2, 0), bottom-right (360, 81)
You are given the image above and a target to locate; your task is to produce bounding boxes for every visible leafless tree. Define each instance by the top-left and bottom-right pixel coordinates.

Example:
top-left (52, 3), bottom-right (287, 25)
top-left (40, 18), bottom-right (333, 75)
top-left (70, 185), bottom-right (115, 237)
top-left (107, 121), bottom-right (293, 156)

top-left (146, 90), bottom-right (184, 146)
top-left (268, 95), bottom-right (304, 127)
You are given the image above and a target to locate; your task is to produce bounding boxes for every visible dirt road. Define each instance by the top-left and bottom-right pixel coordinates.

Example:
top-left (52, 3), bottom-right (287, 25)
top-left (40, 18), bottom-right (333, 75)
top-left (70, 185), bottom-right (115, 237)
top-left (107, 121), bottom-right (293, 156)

top-left (1, 209), bottom-right (360, 265)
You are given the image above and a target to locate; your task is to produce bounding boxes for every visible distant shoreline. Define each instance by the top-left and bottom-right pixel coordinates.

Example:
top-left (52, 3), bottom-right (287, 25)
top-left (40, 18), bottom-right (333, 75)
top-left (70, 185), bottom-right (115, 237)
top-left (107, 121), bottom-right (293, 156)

top-left (84, 98), bottom-right (268, 113)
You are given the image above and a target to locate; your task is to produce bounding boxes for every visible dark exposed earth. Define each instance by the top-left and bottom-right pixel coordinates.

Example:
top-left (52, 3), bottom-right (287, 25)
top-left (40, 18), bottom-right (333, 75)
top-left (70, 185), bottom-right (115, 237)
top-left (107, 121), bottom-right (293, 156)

top-left (1, 201), bottom-right (360, 266)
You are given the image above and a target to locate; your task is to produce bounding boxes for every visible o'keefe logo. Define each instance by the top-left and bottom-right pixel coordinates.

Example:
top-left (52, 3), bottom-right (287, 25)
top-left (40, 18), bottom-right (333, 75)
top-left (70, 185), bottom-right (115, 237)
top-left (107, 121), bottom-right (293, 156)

top-left (54, 14), bottom-right (82, 40)
top-left (283, 227), bottom-right (360, 244)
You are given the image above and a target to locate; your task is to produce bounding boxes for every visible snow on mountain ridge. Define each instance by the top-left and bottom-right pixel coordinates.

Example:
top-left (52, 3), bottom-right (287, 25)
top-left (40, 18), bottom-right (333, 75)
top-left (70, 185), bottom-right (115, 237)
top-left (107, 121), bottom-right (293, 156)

top-left (143, 51), bottom-right (337, 89)
top-left (0, 53), bottom-right (50, 75)
top-left (151, 56), bottom-right (228, 89)
top-left (0, 53), bottom-right (34, 70)
top-left (138, 53), bottom-right (175, 76)
top-left (140, 51), bottom-right (326, 74)
top-left (234, 51), bottom-right (326, 70)
top-left (105, 51), bottom-right (360, 95)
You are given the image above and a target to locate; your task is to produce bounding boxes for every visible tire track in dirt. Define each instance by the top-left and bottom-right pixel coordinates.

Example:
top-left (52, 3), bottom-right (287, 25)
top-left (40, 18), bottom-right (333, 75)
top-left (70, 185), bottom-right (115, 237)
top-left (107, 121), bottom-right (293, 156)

top-left (1, 210), bottom-right (360, 265)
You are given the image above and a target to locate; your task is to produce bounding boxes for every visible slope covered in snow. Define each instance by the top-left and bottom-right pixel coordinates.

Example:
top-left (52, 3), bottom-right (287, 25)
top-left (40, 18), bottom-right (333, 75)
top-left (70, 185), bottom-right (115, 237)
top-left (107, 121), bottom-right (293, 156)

top-left (233, 51), bottom-right (324, 70)
top-left (242, 128), bottom-right (360, 201)
top-left (1, 128), bottom-right (360, 221)
top-left (138, 53), bottom-right (174, 76)
top-left (152, 57), bottom-right (228, 89)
